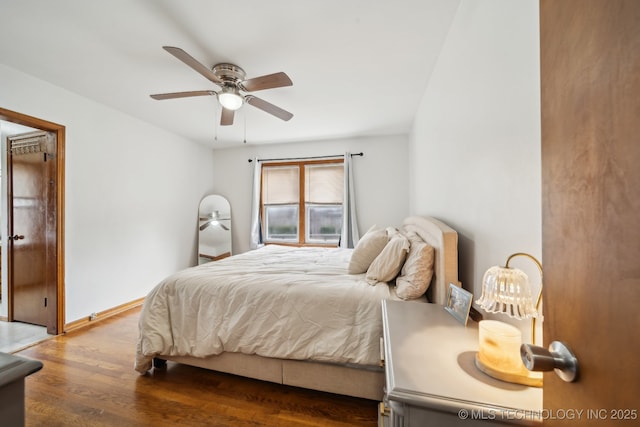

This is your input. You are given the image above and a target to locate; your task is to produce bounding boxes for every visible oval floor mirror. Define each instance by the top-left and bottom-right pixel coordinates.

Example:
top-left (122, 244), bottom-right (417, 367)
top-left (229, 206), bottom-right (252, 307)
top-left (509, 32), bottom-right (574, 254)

top-left (198, 195), bottom-right (232, 264)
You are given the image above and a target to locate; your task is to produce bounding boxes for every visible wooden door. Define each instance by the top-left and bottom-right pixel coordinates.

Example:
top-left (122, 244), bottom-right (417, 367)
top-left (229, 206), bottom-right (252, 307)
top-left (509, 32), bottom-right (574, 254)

top-left (540, 0), bottom-right (640, 424)
top-left (7, 131), bottom-right (57, 327)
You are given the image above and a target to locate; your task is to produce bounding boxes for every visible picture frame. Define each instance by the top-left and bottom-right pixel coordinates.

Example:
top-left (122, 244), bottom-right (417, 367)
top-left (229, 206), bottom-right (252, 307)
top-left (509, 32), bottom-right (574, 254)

top-left (444, 283), bottom-right (473, 326)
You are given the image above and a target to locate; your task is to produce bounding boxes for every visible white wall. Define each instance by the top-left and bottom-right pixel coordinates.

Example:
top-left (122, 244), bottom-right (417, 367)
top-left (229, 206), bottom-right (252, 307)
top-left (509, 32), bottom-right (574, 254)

top-left (409, 0), bottom-right (541, 341)
top-left (0, 64), bottom-right (215, 323)
top-left (211, 135), bottom-right (410, 255)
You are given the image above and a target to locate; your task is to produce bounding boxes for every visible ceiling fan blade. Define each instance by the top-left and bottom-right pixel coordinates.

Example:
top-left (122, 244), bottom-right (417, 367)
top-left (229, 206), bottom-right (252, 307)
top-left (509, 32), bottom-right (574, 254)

top-left (163, 46), bottom-right (222, 85)
top-left (220, 107), bottom-right (235, 126)
top-left (150, 90), bottom-right (215, 100)
top-left (241, 72), bottom-right (293, 92)
top-left (199, 220), bottom-right (212, 231)
top-left (245, 95), bottom-right (293, 121)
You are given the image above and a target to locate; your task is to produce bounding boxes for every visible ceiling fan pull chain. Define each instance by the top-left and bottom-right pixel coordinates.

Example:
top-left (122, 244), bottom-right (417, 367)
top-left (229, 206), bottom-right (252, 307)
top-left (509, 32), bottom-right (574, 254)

top-left (214, 102), bottom-right (218, 142)
top-left (243, 110), bottom-right (247, 144)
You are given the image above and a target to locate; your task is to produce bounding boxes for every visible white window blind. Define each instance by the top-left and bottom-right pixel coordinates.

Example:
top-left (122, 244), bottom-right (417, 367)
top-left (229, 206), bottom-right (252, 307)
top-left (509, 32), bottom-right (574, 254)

top-left (262, 166), bottom-right (299, 204)
top-left (305, 164), bottom-right (343, 204)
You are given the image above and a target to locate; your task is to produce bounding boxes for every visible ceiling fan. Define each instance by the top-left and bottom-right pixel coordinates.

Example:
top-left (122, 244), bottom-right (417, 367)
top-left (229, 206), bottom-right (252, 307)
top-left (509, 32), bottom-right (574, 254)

top-left (150, 46), bottom-right (293, 126)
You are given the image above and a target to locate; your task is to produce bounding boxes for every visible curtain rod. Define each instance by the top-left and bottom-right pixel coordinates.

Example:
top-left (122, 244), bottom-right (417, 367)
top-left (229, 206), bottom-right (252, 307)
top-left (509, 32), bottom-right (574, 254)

top-left (248, 152), bottom-right (363, 163)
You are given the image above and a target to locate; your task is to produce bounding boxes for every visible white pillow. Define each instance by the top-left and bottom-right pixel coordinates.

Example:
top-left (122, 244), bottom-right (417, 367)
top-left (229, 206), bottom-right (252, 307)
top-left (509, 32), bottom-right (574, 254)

top-left (395, 235), bottom-right (435, 300)
top-left (365, 234), bottom-right (410, 284)
top-left (348, 225), bottom-right (389, 274)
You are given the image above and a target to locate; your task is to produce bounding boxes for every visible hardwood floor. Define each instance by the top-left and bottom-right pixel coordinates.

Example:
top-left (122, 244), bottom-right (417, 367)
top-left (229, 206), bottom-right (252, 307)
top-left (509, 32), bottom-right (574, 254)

top-left (16, 307), bottom-right (378, 426)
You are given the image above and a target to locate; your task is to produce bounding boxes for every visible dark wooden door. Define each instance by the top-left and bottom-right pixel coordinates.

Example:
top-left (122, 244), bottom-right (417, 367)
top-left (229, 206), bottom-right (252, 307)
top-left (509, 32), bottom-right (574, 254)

top-left (8, 131), bottom-right (57, 327)
top-left (540, 0), bottom-right (640, 424)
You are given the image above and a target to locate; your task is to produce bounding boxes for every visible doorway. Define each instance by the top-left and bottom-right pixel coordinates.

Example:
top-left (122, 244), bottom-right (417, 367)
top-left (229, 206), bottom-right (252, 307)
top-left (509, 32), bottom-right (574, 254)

top-left (0, 107), bottom-right (65, 335)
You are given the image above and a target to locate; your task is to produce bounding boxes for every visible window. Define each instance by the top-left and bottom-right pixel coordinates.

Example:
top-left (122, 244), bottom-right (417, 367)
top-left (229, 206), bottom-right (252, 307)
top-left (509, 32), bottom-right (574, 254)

top-left (262, 159), bottom-right (344, 246)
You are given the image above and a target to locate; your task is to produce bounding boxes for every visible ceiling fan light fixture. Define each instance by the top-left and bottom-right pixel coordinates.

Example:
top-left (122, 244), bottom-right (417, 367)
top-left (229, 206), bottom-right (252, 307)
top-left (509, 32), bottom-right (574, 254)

top-left (218, 89), bottom-right (243, 111)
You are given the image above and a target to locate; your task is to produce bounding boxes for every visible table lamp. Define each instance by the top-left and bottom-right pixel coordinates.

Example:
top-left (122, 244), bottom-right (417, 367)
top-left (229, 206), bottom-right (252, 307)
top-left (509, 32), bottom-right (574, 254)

top-left (474, 252), bottom-right (543, 387)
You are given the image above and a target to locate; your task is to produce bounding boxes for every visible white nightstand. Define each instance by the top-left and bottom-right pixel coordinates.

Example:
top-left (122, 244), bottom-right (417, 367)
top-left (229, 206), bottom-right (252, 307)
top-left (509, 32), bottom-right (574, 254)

top-left (380, 300), bottom-right (542, 426)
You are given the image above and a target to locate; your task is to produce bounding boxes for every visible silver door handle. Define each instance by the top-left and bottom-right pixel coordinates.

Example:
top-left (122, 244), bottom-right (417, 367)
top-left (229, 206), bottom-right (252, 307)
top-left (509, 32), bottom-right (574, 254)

top-left (520, 341), bottom-right (578, 382)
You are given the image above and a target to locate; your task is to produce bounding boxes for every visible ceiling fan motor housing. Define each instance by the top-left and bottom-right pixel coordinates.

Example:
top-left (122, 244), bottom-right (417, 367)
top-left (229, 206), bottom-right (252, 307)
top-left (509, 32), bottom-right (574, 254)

top-left (212, 63), bottom-right (246, 86)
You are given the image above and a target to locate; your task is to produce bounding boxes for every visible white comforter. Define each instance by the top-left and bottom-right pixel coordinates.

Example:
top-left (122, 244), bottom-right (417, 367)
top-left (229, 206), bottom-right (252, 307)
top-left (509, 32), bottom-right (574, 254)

top-left (135, 245), bottom-right (395, 373)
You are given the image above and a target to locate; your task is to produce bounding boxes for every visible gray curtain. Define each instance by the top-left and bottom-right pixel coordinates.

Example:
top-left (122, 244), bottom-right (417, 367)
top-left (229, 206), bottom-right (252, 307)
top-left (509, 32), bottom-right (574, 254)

top-left (340, 152), bottom-right (360, 248)
top-left (249, 158), bottom-right (263, 249)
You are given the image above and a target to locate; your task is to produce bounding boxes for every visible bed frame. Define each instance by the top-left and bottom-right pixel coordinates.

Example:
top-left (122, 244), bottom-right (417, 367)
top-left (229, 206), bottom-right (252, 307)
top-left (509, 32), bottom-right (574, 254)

top-left (154, 216), bottom-right (458, 401)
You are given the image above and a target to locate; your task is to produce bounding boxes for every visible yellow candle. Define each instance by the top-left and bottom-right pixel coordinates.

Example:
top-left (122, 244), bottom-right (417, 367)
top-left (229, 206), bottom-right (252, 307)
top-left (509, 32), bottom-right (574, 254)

top-left (478, 320), bottom-right (524, 374)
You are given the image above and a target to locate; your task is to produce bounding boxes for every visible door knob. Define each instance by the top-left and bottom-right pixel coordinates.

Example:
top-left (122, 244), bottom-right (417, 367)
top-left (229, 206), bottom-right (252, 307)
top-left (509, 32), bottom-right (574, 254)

top-left (9, 234), bottom-right (25, 240)
top-left (520, 341), bottom-right (578, 382)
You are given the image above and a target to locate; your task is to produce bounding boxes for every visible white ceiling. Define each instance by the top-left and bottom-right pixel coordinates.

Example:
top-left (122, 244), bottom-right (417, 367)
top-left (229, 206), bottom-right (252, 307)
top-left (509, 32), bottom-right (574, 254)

top-left (0, 0), bottom-right (460, 148)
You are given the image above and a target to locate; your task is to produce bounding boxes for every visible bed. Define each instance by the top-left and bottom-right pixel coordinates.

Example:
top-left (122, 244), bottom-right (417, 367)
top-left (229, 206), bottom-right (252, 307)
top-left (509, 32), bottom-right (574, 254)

top-left (135, 216), bottom-right (458, 401)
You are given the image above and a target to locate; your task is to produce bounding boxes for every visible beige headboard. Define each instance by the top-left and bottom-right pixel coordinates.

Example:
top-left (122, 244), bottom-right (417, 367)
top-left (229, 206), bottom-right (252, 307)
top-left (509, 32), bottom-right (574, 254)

top-left (401, 216), bottom-right (459, 306)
